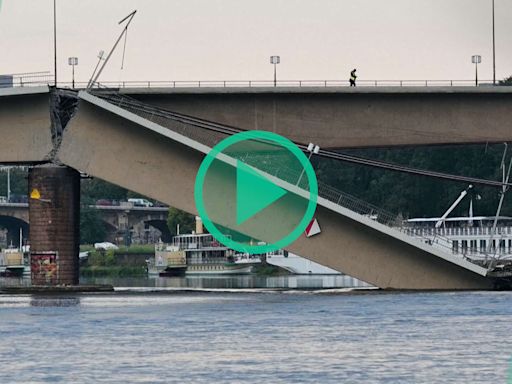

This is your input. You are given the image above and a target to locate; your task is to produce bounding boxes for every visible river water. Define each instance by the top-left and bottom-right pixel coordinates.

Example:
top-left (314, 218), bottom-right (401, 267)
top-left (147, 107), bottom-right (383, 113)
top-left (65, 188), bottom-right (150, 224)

top-left (0, 287), bottom-right (511, 383)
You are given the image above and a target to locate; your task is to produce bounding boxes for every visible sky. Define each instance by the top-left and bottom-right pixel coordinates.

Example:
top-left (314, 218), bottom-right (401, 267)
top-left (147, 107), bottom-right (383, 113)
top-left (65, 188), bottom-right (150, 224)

top-left (0, 0), bottom-right (511, 85)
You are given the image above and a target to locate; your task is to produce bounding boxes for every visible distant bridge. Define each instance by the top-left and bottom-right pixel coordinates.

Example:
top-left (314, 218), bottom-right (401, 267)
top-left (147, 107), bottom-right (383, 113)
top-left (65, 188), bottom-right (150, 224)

top-left (0, 202), bottom-right (170, 246)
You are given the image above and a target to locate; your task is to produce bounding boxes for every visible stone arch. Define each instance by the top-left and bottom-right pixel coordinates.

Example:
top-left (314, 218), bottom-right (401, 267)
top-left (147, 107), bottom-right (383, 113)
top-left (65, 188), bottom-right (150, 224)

top-left (0, 215), bottom-right (29, 247)
top-left (145, 219), bottom-right (172, 242)
top-left (128, 218), bottom-right (171, 244)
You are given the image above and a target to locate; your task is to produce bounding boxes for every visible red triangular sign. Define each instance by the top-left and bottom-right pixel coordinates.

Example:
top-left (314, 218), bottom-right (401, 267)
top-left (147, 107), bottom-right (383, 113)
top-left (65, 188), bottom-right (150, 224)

top-left (305, 218), bottom-right (321, 237)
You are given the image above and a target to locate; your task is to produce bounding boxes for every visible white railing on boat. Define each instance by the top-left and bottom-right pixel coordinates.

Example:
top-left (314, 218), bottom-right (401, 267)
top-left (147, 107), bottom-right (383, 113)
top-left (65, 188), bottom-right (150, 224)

top-left (404, 226), bottom-right (512, 237)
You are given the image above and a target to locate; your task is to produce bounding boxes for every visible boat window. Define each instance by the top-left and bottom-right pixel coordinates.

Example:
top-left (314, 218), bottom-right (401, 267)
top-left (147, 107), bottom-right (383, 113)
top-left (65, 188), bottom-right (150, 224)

top-left (452, 240), bottom-right (459, 254)
top-left (480, 240), bottom-right (486, 250)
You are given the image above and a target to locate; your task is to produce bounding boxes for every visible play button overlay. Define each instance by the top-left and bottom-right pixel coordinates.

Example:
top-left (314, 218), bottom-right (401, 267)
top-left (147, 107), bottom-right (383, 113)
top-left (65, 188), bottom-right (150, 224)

top-left (236, 160), bottom-right (287, 225)
top-left (194, 130), bottom-right (318, 254)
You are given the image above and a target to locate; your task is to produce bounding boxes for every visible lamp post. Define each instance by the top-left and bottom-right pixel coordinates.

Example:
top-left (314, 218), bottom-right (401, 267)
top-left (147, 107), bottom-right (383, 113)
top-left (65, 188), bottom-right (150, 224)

top-left (270, 56), bottom-right (280, 87)
top-left (88, 51), bottom-right (105, 89)
top-left (492, 0), bottom-right (496, 85)
top-left (68, 57), bottom-right (78, 88)
top-left (471, 55), bottom-right (481, 86)
top-left (297, 143), bottom-right (320, 187)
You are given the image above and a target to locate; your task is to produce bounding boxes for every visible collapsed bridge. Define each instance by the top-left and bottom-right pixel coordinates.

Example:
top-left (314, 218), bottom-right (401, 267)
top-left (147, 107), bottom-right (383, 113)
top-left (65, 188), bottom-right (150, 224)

top-left (1, 85), bottom-right (512, 289)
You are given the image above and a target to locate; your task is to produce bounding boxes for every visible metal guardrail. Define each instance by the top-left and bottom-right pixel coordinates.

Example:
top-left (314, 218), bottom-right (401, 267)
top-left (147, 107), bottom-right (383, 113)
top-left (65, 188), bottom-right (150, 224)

top-left (0, 73), bottom-right (54, 88)
top-left (69, 79), bottom-right (499, 89)
top-left (1, 73), bottom-right (503, 89)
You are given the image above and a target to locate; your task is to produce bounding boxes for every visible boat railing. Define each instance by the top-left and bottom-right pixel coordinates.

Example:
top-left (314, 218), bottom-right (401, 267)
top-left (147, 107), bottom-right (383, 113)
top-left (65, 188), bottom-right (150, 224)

top-left (405, 226), bottom-right (512, 237)
top-left (188, 257), bottom-right (232, 265)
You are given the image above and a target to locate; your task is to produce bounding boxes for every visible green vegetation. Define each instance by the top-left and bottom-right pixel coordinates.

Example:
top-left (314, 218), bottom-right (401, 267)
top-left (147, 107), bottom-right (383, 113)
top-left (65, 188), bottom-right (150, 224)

top-left (114, 244), bottom-right (154, 254)
top-left (0, 168), bottom-right (28, 197)
top-left (167, 207), bottom-right (195, 235)
top-left (81, 178), bottom-right (129, 201)
top-left (80, 248), bottom-right (149, 277)
top-left (80, 201), bottom-right (107, 244)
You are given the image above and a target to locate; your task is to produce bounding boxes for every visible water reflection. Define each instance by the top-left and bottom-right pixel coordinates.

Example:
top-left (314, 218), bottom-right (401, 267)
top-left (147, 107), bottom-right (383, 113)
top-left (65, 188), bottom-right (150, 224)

top-left (1, 274), bottom-right (373, 291)
top-left (82, 275), bottom-right (372, 289)
top-left (30, 296), bottom-right (81, 307)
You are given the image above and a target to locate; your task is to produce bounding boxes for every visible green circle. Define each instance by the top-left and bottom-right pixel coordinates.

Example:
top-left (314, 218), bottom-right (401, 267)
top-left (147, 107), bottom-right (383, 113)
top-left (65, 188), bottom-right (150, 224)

top-left (194, 130), bottom-right (318, 254)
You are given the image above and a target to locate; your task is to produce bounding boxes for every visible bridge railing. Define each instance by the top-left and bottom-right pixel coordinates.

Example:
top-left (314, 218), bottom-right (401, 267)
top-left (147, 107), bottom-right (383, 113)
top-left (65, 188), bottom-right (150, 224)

top-left (0, 72), bottom-right (54, 88)
top-left (93, 91), bottom-right (501, 264)
top-left (63, 79), bottom-right (498, 89)
top-left (2, 73), bottom-right (502, 89)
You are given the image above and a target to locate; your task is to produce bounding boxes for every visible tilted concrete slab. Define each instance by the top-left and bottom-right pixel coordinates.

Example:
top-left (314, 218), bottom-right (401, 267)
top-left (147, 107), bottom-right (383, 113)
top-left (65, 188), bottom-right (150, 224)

top-left (0, 86), bottom-right (54, 163)
top-left (119, 86), bottom-right (512, 149)
top-left (56, 91), bottom-right (494, 289)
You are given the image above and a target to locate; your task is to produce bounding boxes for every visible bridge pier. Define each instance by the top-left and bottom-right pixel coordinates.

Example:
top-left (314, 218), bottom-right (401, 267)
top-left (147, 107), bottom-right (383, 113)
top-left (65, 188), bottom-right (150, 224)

top-left (29, 165), bottom-right (80, 285)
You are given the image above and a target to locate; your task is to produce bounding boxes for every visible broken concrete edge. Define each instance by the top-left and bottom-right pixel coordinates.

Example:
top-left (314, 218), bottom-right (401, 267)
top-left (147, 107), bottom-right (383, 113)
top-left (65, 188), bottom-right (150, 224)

top-left (74, 91), bottom-right (489, 278)
top-left (45, 88), bottom-right (80, 164)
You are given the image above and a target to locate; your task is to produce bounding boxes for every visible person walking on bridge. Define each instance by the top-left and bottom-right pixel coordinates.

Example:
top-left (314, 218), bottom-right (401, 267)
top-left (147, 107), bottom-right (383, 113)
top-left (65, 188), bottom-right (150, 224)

top-left (349, 69), bottom-right (357, 87)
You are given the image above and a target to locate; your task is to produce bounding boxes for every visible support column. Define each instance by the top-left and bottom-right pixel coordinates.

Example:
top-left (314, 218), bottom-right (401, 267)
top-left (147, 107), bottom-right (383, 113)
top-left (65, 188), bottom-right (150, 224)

top-left (29, 165), bottom-right (80, 285)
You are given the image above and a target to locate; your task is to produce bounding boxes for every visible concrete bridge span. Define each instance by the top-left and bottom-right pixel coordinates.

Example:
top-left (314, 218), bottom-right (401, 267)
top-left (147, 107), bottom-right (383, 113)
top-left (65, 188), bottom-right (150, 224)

top-left (52, 91), bottom-right (495, 289)
top-left (122, 86), bottom-right (512, 149)
top-left (0, 87), bottom-right (54, 163)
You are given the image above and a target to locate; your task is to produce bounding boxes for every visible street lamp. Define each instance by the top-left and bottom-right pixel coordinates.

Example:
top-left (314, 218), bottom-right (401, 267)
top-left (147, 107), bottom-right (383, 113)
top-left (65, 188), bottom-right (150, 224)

top-left (471, 55), bottom-right (482, 86)
top-left (297, 143), bottom-right (320, 187)
top-left (270, 56), bottom-right (280, 87)
top-left (68, 57), bottom-right (78, 88)
top-left (88, 51), bottom-right (105, 89)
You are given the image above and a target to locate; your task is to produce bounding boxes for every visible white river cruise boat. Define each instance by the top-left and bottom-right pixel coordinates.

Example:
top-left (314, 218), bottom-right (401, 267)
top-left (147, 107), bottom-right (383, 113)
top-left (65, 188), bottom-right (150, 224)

top-left (147, 233), bottom-right (261, 277)
top-left (404, 216), bottom-right (512, 261)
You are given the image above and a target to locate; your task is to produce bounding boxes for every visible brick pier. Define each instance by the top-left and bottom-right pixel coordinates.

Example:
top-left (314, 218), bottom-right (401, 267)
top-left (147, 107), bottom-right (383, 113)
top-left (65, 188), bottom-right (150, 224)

top-left (28, 166), bottom-right (80, 285)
